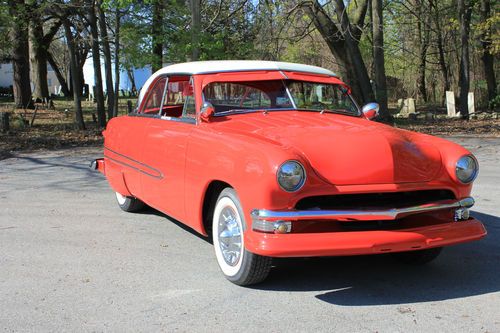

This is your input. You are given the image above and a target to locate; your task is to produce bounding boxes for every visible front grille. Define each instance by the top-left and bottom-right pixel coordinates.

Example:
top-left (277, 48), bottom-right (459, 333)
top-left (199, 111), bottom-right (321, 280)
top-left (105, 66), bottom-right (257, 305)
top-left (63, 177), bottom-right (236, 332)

top-left (295, 189), bottom-right (456, 211)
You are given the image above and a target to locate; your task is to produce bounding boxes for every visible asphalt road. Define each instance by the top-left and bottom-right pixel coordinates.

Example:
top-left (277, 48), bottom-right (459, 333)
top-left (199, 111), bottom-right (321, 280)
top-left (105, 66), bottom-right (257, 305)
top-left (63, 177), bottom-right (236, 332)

top-left (1, 137), bottom-right (499, 333)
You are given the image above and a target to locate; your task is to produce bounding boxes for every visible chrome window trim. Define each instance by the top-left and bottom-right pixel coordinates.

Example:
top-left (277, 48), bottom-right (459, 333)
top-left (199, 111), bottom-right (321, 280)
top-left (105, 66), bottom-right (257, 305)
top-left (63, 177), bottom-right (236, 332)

top-left (180, 76), bottom-right (197, 124)
top-left (138, 75), bottom-right (168, 114)
top-left (283, 80), bottom-right (298, 109)
top-left (158, 76), bottom-right (170, 116)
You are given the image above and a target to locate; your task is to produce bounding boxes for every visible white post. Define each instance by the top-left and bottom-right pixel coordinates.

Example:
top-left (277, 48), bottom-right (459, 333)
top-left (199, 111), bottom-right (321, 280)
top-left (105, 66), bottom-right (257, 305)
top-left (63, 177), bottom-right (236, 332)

top-left (408, 98), bottom-right (416, 114)
top-left (446, 91), bottom-right (456, 117)
top-left (468, 92), bottom-right (475, 116)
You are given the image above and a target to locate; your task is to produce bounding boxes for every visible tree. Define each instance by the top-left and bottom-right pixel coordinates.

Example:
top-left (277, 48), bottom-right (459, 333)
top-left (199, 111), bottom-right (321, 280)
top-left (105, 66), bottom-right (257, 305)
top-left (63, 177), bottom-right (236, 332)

top-left (429, 0), bottom-right (450, 105)
top-left (97, 0), bottom-right (115, 119)
top-left (300, 0), bottom-right (399, 122)
top-left (113, 7), bottom-right (121, 117)
top-left (457, 0), bottom-right (472, 119)
top-left (371, 0), bottom-right (389, 119)
top-left (28, 5), bottom-right (48, 100)
top-left (190, 0), bottom-right (201, 60)
top-left (302, 0), bottom-right (374, 104)
top-left (479, 0), bottom-right (497, 104)
top-left (8, 0), bottom-right (32, 109)
top-left (151, 0), bottom-right (164, 72)
top-left (47, 37), bottom-right (71, 97)
top-left (413, 0), bottom-right (431, 103)
top-left (63, 18), bottom-right (85, 129)
top-left (88, 0), bottom-right (106, 127)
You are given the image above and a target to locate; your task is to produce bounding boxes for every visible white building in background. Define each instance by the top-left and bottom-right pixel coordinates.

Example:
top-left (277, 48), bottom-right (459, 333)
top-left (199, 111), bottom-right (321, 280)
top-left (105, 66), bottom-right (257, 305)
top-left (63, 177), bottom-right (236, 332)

top-left (0, 62), bottom-right (63, 95)
top-left (0, 59), bottom-right (152, 97)
top-left (82, 58), bottom-right (151, 96)
top-left (0, 63), bottom-right (14, 88)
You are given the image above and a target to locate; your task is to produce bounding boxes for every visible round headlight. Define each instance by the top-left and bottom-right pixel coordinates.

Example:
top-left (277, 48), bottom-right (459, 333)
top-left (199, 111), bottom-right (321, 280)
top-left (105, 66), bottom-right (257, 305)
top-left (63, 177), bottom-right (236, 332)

top-left (455, 155), bottom-right (478, 183)
top-left (277, 160), bottom-right (306, 192)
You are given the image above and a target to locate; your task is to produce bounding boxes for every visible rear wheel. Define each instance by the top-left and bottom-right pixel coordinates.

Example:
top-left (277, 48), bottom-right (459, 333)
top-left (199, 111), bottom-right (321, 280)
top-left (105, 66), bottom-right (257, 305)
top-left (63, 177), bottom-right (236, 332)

top-left (393, 247), bottom-right (443, 265)
top-left (115, 192), bottom-right (145, 213)
top-left (212, 188), bottom-right (272, 286)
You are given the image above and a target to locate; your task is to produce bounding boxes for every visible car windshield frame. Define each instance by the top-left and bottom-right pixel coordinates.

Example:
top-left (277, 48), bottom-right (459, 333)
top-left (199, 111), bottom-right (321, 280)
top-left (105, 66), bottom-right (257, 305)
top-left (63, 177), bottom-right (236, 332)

top-left (202, 79), bottom-right (361, 118)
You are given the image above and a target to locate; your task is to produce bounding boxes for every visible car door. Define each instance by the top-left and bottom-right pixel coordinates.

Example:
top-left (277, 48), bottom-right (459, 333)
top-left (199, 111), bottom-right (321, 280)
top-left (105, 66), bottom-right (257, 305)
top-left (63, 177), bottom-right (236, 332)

top-left (139, 76), bottom-right (197, 221)
top-left (104, 76), bottom-right (168, 199)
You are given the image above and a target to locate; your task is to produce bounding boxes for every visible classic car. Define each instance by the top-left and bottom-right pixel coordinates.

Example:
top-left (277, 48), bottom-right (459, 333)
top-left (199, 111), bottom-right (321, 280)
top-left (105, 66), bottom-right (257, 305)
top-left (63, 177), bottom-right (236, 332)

top-left (91, 60), bottom-right (486, 286)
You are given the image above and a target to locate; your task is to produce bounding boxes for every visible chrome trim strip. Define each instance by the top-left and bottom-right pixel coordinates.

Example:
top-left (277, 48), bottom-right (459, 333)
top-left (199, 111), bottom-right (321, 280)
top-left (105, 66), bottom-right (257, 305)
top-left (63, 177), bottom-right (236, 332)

top-left (284, 81), bottom-right (297, 109)
top-left (251, 197), bottom-right (475, 222)
top-left (104, 147), bottom-right (164, 179)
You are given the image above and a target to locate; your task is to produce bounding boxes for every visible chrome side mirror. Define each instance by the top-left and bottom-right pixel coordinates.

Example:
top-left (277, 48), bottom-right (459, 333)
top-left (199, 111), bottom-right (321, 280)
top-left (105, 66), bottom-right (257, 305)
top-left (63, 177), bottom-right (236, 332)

top-left (200, 102), bottom-right (215, 122)
top-left (362, 102), bottom-right (380, 120)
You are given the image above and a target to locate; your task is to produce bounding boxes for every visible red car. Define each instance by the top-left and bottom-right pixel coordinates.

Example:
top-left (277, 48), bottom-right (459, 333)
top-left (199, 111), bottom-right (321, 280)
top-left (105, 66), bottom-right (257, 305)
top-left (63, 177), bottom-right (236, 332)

top-left (92, 60), bottom-right (486, 285)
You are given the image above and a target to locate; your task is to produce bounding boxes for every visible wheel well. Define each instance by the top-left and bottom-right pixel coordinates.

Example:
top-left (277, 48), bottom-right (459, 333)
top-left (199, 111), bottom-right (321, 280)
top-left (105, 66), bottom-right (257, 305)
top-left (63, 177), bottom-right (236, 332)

top-left (202, 180), bottom-right (231, 239)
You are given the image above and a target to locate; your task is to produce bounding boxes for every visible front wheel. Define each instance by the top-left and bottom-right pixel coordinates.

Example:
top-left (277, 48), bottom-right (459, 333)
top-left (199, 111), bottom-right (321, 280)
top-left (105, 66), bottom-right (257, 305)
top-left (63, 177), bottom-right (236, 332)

top-left (392, 247), bottom-right (443, 265)
top-left (212, 188), bottom-right (272, 286)
top-left (115, 192), bottom-right (145, 212)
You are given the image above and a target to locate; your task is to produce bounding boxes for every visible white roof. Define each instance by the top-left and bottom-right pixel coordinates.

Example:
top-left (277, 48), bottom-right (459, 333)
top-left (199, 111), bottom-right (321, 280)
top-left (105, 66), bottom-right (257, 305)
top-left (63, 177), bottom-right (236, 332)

top-left (156, 60), bottom-right (336, 76)
top-left (138, 60), bottom-right (337, 104)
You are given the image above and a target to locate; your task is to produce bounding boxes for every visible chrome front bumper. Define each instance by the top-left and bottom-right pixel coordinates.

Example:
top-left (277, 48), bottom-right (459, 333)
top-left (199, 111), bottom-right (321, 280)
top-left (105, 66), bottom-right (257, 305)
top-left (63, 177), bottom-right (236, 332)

top-left (251, 197), bottom-right (475, 232)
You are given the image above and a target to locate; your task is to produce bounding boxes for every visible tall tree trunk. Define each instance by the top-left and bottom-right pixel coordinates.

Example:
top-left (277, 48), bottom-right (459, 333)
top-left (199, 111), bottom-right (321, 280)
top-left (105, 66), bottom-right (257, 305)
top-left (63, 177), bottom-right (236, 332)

top-left (29, 12), bottom-right (49, 100)
top-left (97, 0), bottom-right (115, 120)
top-left (333, 0), bottom-right (375, 104)
top-left (371, 0), bottom-right (390, 122)
top-left (151, 0), bottom-right (163, 72)
top-left (190, 0), bottom-right (201, 61)
top-left (47, 51), bottom-right (71, 97)
top-left (9, 0), bottom-right (32, 109)
top-left (302, 0), bottom-right (374, 105)
top-left (127, 68), bottom-right (137, 96)
top-left (63, 19), bottom-right (85, 130)
top-left (78, 48), bottom-right (89, 97)
top-left (89, 0), bottom-right (106, 127)
top-left (113, 7), bottom-right (121, 117)
top-left (414, 0), bottom-right (428, 103)
top-left (457, 0), bottom-right (472, 119)
top-left (479, 0), bottom-right (497, 104)
top-left (429, 0), bottom-right (450, 105)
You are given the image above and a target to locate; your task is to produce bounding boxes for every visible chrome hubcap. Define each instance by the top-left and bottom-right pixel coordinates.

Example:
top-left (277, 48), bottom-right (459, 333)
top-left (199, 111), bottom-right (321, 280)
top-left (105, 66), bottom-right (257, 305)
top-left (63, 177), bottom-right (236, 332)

top-left (218, 206), bottom-right (242, 266)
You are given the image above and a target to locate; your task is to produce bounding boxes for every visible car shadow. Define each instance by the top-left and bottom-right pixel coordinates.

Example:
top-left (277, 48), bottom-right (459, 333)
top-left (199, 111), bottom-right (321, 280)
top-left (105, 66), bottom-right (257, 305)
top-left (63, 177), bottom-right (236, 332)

top-left (135, 205), bottom-right (212, 243)
top-left (126, 205), bottom-right (499, 305)
top-left (253, 210), bottom-right (499, 305)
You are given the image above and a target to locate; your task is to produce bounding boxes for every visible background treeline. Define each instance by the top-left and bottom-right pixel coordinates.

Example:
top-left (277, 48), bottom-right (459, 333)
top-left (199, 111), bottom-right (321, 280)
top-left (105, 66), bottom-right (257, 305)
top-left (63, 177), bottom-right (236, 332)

top-left (0, 0), bottom-right (498, 128)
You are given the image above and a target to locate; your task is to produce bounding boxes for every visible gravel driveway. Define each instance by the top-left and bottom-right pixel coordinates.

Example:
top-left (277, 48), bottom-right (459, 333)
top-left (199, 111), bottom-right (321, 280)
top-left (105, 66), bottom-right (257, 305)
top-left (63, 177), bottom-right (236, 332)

top-left (1, 137), bottom-right (499, 332)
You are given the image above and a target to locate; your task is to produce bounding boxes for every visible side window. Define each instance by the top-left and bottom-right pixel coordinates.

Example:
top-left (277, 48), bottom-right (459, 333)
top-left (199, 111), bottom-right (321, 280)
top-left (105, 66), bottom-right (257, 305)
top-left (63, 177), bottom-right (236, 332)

top-left (141, 77), bottom-right (167, 114)
top-left (183, 95), bottom-right (196, 119)
top-left (160, 76), bottom-right (195, 120)
top-left (182, 78), bottom-right (196, 119)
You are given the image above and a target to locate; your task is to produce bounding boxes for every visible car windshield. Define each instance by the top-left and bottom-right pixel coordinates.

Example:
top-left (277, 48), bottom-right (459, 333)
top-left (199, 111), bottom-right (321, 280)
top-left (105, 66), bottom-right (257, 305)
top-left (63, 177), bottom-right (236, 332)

top-left (202, 79), bottom-right (360, 116)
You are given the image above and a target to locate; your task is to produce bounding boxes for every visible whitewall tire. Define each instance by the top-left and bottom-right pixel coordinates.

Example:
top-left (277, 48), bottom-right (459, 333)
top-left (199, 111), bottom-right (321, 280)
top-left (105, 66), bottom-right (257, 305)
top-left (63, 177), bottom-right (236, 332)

top-left (212, 188), bottom-right (272, 286)
top-left (115, 192), bottom-right (145, 213)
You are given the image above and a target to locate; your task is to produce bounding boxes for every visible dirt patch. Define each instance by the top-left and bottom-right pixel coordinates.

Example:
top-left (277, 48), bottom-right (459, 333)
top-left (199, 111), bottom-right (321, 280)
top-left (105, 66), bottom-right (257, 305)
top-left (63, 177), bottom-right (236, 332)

top-left (0, 123), bottom-right (103, 160)
top-left (394, 118), bottom-right (500, 137)
top-left (2, 112), bottom-right (499, 160)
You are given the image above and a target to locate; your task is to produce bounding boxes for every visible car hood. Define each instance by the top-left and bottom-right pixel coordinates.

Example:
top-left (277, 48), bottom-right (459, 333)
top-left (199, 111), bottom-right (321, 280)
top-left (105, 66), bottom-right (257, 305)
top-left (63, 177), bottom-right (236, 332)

top-left (212, 111), bottom-right (442, 185)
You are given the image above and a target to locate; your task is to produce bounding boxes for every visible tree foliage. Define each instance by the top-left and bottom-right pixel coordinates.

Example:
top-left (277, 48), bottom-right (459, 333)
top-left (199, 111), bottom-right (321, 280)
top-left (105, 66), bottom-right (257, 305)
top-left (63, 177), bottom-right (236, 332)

top-left (0, 0), bottom-right (498, 128)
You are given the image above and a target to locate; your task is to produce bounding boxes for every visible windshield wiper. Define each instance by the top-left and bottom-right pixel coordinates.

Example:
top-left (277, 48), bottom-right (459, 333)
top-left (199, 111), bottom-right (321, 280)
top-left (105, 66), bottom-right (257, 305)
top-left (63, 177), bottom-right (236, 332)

top-left (215, 108), bottom-right (292, 116)
top-left (296, 108), bottom-right (355, 116)
top-left (216, 109), bottom-right (261, 116)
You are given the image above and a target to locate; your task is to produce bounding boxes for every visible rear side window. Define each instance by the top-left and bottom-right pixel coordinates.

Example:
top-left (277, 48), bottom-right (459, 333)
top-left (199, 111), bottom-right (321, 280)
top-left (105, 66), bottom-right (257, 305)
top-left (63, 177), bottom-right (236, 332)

top-left (160, 77), bottom-right (196, 119)
top-left (141, 77), bottom-right (167, 114)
